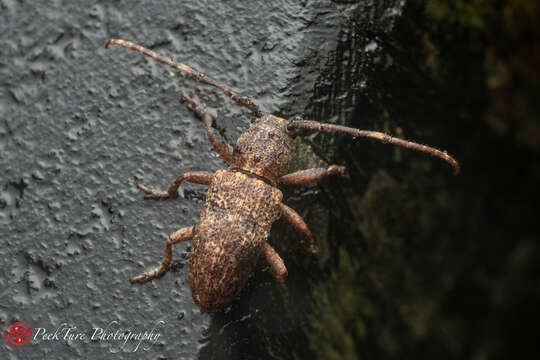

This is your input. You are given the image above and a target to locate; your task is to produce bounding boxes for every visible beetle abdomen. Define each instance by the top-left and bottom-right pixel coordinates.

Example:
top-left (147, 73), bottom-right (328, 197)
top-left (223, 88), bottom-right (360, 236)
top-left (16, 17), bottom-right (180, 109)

top-left (188, 170), bottom-right (282, 312)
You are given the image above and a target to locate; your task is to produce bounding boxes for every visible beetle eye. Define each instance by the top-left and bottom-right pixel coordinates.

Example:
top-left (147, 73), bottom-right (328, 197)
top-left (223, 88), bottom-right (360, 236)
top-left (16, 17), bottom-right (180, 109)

top-left (290, 115), bottom-right (302, 123)
top-left (250, 115), bottom-right (265, 124)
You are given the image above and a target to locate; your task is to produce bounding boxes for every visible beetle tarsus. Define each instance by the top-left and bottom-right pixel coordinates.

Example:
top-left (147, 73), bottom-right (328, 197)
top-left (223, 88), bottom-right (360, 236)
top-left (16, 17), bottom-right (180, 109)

top-left (129, 270), bottom-right (159, 284)
top-left (137, 184), bottom-right (174, 199)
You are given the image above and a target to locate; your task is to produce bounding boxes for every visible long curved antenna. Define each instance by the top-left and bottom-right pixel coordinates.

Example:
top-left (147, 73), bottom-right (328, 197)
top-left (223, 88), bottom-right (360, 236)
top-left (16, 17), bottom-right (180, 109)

top-left (104, 39), bottom-right (263, 117)
top-left (288, 120), bottom-right (460, 175)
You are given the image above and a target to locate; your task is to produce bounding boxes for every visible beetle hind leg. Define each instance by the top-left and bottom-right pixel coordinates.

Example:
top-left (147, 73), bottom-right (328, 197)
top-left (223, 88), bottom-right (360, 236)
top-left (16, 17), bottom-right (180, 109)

top-left (279, 203), bottom-right (318, 254)
top-left (262, 242), bottom-right (288, 295)
top-left (130, 225), bottom-right (195, 283)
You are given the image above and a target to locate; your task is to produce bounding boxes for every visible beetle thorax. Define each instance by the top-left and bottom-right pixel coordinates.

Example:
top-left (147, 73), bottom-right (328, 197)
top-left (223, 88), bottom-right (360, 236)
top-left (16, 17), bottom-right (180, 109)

top-left (229, 114), bottom-right (293, 185)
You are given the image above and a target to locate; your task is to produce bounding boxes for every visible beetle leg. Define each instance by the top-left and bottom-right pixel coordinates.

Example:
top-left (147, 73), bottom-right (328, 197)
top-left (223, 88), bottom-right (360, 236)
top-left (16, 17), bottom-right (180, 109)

top-left (287, 120), bottom-right (460, 175)
top-left (181, 94), bottom-right (233, 163)
top-left (137, 171), bottom-right (214, 200)
top-left (130, 225), bottom-right (195, 284)
top-left (105, 39), bottom-right (263, 117)
top-left (279, 165), bottom-right (346, 186)
top-left (262, 242), bottom-right (288, 295)
top-left (279, 203), bottom-right (318, 254)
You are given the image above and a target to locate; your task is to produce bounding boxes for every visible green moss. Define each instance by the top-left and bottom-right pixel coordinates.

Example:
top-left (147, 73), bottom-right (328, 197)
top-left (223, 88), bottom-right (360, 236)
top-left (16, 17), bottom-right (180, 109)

top-left (504, 0), bottom-right (537, 26)
top-left (309, 247), bottom-right (374, 360)
top-left (425, 0), bottom-right (494, 30)
top-left (425, 0), bottom-right (538, 34)
top-left (287, 137), bottom-right (325, 172)
top-left (424, 0), bottom-right (540, 149)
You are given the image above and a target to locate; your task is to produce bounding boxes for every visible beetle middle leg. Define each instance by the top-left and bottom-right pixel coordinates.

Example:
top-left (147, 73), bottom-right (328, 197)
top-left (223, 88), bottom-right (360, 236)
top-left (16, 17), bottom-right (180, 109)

top-left (279, 203), bottom-right (318, 254)
top-left (181, 94), bottom-right (233, 163)
top-left (262, 242), bottom-right (288, 295)
top-left (279, 165), bottom-right (346, 186)
top-left (130, 225), bottom-right (196, 283)
top-left (138, 171), bottom-right (214, 199)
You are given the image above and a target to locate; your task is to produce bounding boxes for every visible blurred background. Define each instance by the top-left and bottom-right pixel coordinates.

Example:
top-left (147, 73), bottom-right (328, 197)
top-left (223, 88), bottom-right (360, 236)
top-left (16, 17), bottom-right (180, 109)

top-left (305, 1), bottom-right (540, 359)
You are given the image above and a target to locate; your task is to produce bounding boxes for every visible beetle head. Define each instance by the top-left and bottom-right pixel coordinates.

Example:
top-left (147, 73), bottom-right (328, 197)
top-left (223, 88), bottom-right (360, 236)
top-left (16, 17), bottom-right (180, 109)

top-left (229, 114), bottom-right (293, 185)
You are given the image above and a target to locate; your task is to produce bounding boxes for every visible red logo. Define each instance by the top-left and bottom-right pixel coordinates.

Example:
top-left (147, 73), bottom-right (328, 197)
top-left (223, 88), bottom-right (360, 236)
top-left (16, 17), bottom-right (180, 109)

top-left (4, 321), bottom-right (32, 347)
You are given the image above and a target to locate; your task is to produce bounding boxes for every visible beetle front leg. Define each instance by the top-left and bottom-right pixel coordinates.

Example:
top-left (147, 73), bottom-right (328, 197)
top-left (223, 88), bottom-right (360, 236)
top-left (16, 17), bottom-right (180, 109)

top-left (181, 94), bottom-right (233, 163)
top-left (279, 203), bottom-right (318, 254)
top-left (279, 165), bottom-right (346, 186)
top-left (130, 225), bottom-right (195, 283)
top-left (262, 242), bottom-right (288, 295)
top-left (138, 171), bottom-right (214, 199)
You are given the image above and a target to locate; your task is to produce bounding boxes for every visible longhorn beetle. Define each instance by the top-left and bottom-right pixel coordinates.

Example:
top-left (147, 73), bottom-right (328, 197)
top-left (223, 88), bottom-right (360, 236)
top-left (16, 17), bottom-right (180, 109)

top-left (105, 39), bottom-right (460, 312)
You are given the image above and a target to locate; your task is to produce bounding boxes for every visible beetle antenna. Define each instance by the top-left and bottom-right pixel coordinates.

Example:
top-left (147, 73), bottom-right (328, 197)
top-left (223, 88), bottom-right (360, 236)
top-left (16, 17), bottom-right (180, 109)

top-left (104, 39), bottom-right (263, 117)
top-left (287, 120), bottom-right (460, 175)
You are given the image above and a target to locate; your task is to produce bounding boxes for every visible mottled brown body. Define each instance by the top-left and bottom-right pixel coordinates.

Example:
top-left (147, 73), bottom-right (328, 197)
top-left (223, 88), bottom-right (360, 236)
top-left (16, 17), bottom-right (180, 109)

top-left (105, 39), bottom-right (459, 313)
top-left (189, 170), bottom-right (282, 311)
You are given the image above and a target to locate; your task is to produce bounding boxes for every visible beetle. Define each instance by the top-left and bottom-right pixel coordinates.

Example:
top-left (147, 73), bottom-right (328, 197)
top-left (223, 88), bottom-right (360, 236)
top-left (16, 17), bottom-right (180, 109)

top-left (105, 39), bottom-right (460, 312)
